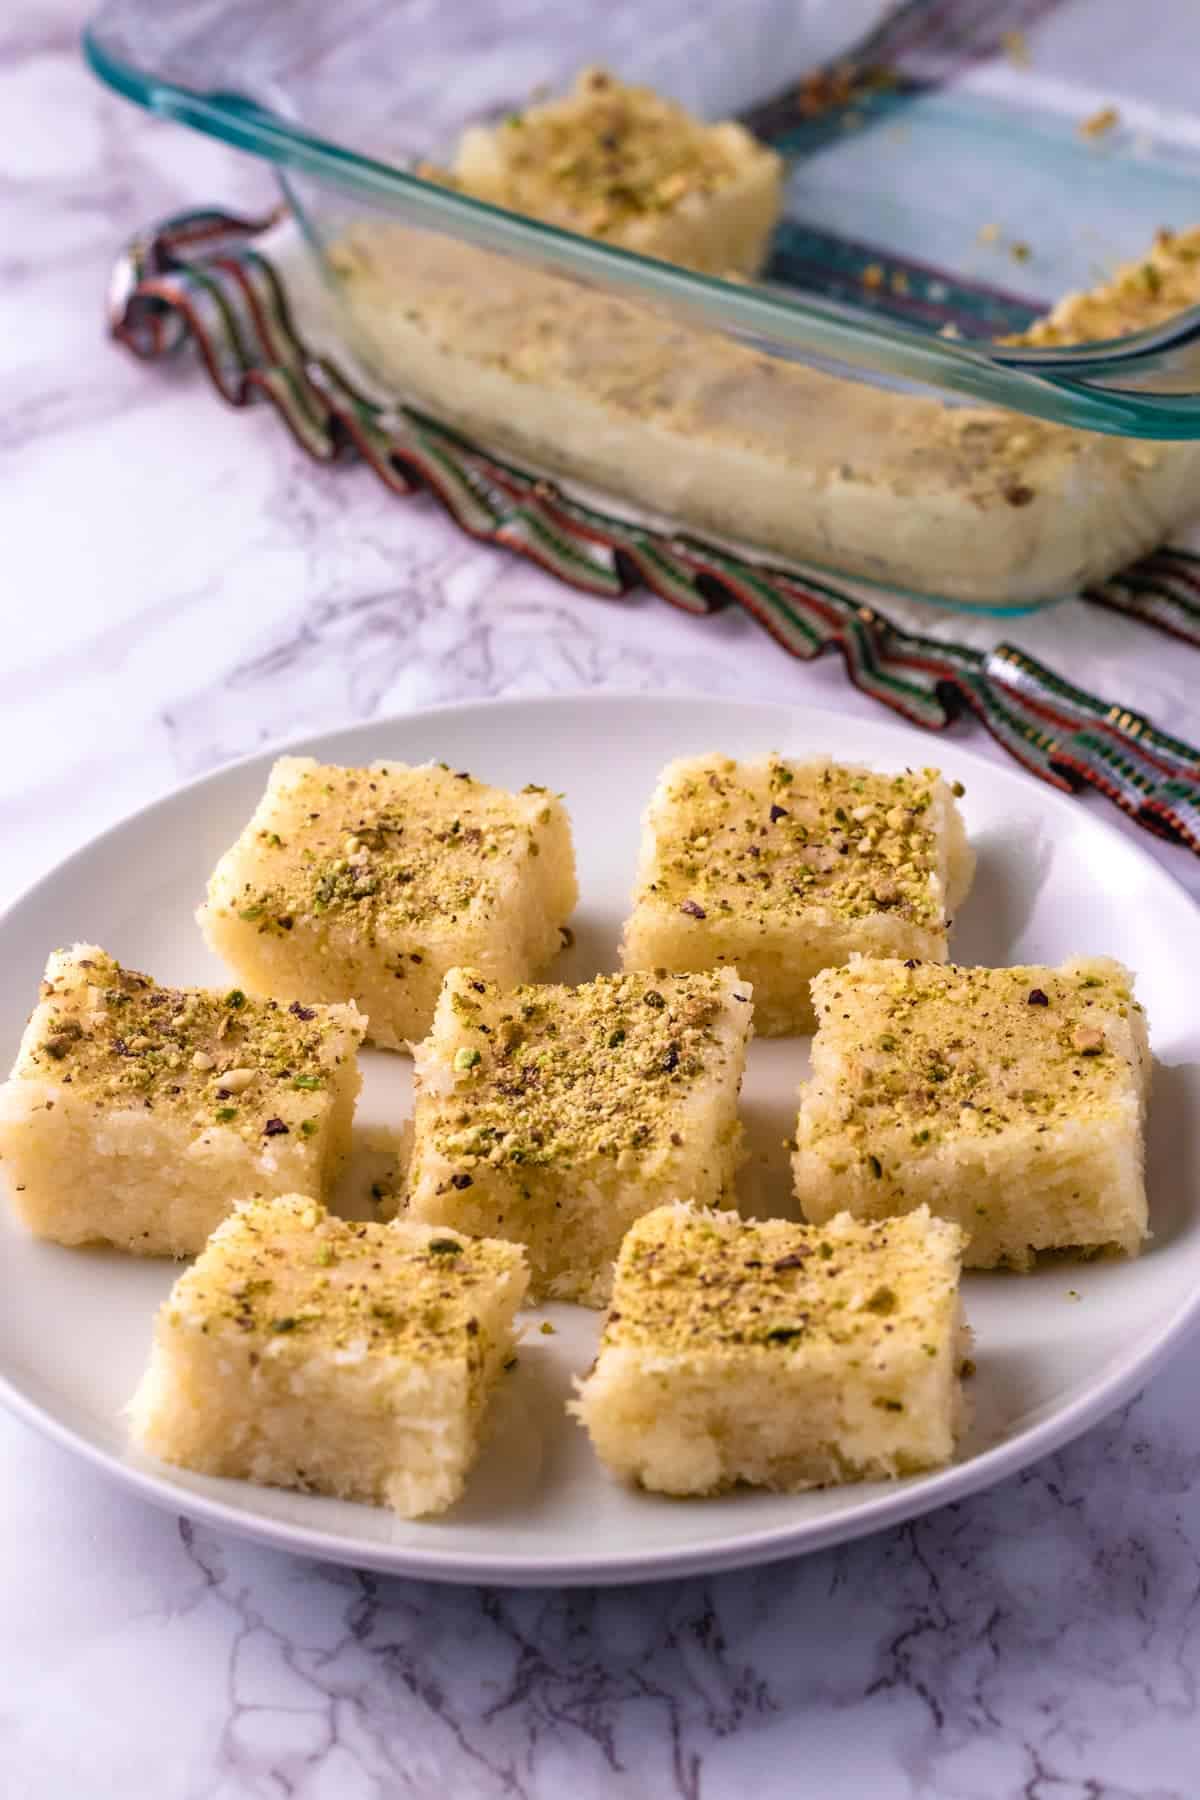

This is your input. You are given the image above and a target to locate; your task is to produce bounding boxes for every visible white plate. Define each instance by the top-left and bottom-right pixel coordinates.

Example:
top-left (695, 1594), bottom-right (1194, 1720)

top-left (1, 693), bottom-right (1198, 1587)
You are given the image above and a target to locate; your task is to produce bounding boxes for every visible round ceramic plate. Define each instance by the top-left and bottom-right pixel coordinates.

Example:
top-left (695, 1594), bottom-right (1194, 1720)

top-left (0, 693), bottom-right (1197, 1587)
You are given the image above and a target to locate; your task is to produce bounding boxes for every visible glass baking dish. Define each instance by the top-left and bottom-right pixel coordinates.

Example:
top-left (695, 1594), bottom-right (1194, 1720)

top-left (86, 0), bottom-right (1200, 612)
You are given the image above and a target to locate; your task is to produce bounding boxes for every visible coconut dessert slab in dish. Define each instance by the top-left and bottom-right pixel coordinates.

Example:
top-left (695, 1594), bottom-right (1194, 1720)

top-left (448, 66), bottom-right (783, 277)
top-left (0, 693), bottom-right (1196, 1587)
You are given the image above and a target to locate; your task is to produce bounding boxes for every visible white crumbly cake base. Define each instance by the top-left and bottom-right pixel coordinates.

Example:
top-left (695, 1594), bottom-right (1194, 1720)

top-left (793, 956), bottom-right (1151, 1269)
top-left (452, 68), bottom-right (783, 278)
top-left (129, 1197), bottom-right (528, 1519)
top-left (198, 756), bottom-right (578, 1051)
top-left (0, 945), bottom-right (363, 1256)
top-left (621, 754), bottom-right (974, 1035)
top-left (403, 965), bottom-right (753, 1306)
top-left (573, 1204), bottom-right (969, 1496)
top-left (327, 222), bottom-right (1200, 607)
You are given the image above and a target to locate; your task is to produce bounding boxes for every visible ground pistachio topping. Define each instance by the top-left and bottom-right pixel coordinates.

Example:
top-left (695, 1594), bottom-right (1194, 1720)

top-left (447, 68), bottom-right (766, 239)
top-left (808, 959), bottom-right (1141, 1156)
top-left (600, 1207), bottom-right (960, 1357)
top-left (172, 1200), bottom-right (508, 1359)
top-left (219, 761), bottom-right (559, 942)
top-left (27, 949), bottom-right (360, 1143)
top-left (418, 967), bottom-right (747, 1177)
top-left (641, 755), bottom-right (949, 927)
top-left (1006, 224), bottom-right (1200, 348)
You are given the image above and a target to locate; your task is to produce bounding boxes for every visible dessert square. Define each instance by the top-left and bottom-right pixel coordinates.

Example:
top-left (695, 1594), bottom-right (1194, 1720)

top-left (0, 945), bottom-right (364, 1256)
top-left (129, 1196), bottom-right (528, 1518)
top-left (450, 67), bottom-right (783, 276)
top-left (197, 756), bottom-right (578, 1051)
top-left (573, 1203), bottom-right (969, 1495)
top-left (621, 754), bottom-right (975, 1035)
top-left (793, 956), bottom-right (1151, 1268)
top-left (403, 966), bottom-right (753, 1306)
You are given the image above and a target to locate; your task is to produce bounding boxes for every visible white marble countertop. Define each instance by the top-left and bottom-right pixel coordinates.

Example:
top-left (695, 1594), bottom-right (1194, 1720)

top-left (4, 3), bottom-right (1200, 1795)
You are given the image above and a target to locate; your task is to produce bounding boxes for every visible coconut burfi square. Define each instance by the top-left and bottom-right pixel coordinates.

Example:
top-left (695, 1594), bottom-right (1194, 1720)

top-left (0, 945), bottom-right (364, 1256)
top-left (451, 67), bottom-right (783, 277)
top-left (403, 966), bottom-right (753, 1306)
top-left (621, 754), bottom-right (975, 1035)
top-left (129, 1196), bottom-right (528, 1517)
top-left (198, 756), bottom-right (578, 1050)
top-left (573, 1204), bottom-right (969, 1495)
top-left (793, 957), bottom-right (1151, 1269)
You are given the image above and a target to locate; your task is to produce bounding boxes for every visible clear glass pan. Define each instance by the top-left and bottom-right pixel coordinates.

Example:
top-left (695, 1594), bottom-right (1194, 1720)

top-left (86, 0), bottom-right (1200, 609)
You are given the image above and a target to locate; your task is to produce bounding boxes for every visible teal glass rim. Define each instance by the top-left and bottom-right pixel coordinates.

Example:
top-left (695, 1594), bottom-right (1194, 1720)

top-left (84, 18), bottom-right (1200, 440)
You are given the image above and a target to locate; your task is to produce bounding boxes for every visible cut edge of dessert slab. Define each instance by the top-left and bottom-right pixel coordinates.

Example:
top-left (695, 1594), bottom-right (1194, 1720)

top-left (103, 206), bottom-right (1200, 859)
